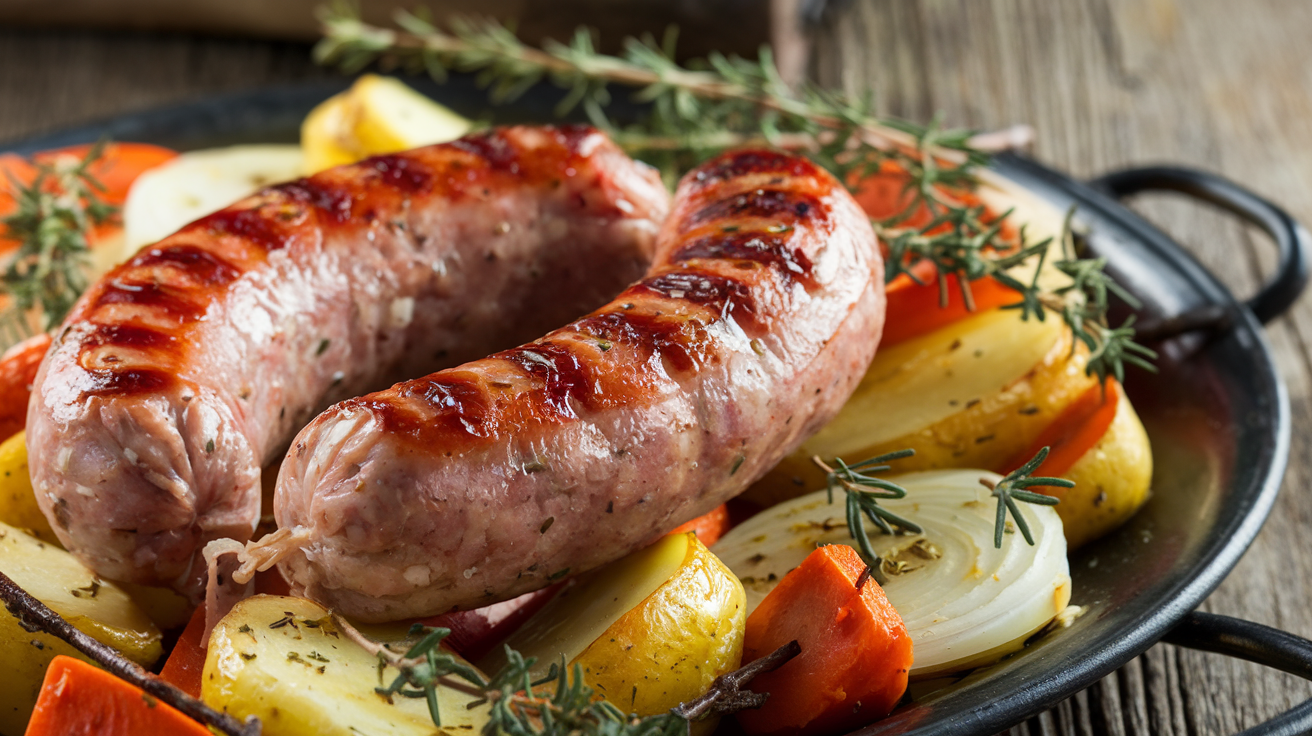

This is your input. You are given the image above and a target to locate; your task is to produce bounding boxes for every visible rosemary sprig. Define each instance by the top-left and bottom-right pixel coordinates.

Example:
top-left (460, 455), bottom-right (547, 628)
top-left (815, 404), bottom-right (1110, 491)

top-left (1, 141), bottom-right (114, 333)
top-left (313, 4), bottom-right (1155, 385)
top-left (811, 450), bottom-right (919, 574)
top-left (979, 447), bottom-right (1072, 548)
top-left (334, 616), bottom-right (798, 736)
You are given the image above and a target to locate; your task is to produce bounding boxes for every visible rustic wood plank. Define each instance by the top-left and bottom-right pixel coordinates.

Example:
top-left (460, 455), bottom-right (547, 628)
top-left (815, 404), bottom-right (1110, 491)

top-left (814, 0), bottom-right (1312, 733)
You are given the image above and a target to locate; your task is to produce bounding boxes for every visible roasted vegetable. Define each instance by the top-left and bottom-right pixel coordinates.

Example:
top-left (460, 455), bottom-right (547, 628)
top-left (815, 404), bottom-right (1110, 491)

top-left (736, 544), bottom-right (912, 736)
top-left (715, 469), bottom-right (1071, 678)
top-left (24, 655), bottom-right (211, 736)
top-left (203, 595), bottom-right (487, 736)
top-left (0, 431), bottom-right (55, 545)
top-left (0, 521), bottom-right (162, 734)
top-left (484, 532), bottom-right (745, 733)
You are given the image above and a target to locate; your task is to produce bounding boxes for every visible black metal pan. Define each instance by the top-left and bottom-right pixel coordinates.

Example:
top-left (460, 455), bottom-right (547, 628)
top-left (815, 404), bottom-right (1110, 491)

top-left (3, 78), bottom-right (1310, 736)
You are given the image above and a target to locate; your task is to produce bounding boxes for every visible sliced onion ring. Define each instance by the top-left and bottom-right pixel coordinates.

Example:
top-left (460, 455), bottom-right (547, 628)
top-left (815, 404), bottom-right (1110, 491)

top-left (715, 469), bottom-right (1071, 678)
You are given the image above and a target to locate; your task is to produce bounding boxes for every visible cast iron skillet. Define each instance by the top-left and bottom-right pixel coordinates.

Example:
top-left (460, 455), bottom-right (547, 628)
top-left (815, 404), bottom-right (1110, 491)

top-left (5, 78), bottom-right (1312, 735)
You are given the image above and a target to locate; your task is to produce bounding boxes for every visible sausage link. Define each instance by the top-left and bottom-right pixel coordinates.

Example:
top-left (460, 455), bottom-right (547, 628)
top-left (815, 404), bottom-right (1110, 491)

top-left (271, 149), bottom-right (884, 622)
top-left (26, 126), bottom-right (669, 597)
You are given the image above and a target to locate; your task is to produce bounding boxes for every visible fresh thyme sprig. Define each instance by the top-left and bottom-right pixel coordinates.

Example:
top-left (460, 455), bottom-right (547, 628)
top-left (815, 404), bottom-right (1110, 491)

top-left (313, 3), bottom-right (1155, 385)
top-left (334, 615), bottom-right (799, 736)
top-left (979, 446), bottom-right (1071, 548)
top-left (0, 141), bottom-right (114, 335)
top-left (811, 450), bottom-right (920, 574)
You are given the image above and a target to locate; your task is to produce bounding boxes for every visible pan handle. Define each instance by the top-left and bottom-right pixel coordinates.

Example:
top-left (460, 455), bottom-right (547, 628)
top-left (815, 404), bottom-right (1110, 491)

top-left (1162, 611), bottom-right (1312, 735)
top-left (1088, 166), bottom-right (1311, 324)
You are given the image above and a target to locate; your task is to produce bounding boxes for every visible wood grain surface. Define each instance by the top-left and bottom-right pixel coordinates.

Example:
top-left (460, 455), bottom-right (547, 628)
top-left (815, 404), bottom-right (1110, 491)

top-left (1, 1), bottom-right (1310, 733)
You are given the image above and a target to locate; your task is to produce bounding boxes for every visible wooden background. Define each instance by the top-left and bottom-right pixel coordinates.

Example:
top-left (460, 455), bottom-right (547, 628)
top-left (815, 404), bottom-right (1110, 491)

top-left (2, 0), bottom-right (1310, 733)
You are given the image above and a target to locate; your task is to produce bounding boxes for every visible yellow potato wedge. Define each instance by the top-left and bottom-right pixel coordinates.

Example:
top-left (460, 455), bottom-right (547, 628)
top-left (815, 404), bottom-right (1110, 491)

top-left (203, 595), bottom-right (488, 736)
top-left (483, 533), bottom-right (745, 732)
top-left (301, 74), bottom-right (471, 174)
top-left (0, 521), bottom-right (162, 734)
top-left (1045, 381), bottom-right (1153, 548)
top-left (748, 307), bottom-right (1098, 508)
top-left (0, 431), bottom-right (57, 545)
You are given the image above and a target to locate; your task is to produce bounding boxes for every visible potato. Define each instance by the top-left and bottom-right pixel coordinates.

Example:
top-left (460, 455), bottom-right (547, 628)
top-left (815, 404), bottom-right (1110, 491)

top-left (483, 533), bottom-right (745, 731)
top-left (203, 595), bottom-right (487, 736)
top-left (0, 521), bottom-right (162, 734)
top-left (0, 431), bottom-right (57, 545)
top-left (301, 75), bottom-right (470, 174)
top-left (748, 307), bottom-right (1097, 508)
top-left (1045, 381), bottom-right (1153, 548)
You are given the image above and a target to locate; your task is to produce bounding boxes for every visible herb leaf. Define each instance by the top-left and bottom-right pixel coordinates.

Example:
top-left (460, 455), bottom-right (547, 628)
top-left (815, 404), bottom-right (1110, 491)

top-left (980, 446), bottom-right (1070, 548)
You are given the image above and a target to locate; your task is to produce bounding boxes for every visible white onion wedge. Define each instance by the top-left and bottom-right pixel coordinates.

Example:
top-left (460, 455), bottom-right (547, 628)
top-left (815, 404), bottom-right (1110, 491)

top-left (715, 469), bottom-right (1071, 677)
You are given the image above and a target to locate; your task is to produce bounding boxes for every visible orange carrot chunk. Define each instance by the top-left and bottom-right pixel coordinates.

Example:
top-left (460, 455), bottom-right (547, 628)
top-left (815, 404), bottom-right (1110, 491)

top-left (25, 655), bottom-right (211, 736)
top-left (1000, 376), bottom-right (1120, 480)
top-left (736, 544), bottom-right (913, 736)
top-left (0, 332), bottom-right (52, 441)
top-left (158, 607), bottom-right (206, 699)
top-left (669, 503), bottom-right (731, 546)
top-left (882, 269), bottom-right (1019, 347)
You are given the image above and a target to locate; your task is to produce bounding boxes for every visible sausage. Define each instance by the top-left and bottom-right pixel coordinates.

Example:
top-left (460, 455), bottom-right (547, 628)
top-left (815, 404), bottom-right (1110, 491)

top-left (25, 125), bottom-right (670, 597)
top-left (265, 149), bottom-right (884, 622)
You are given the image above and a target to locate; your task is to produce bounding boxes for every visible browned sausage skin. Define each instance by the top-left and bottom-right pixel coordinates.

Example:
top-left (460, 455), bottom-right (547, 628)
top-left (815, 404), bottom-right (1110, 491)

top-left (26, 125), bottom-right (669, 597)
top-left (268, 149), bottom-right (884, 622)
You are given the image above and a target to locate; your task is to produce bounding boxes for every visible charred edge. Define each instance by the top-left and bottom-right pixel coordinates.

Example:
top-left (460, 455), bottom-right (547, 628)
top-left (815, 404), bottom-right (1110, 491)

top-left (194, 205), bottom-right (295, 251)
top-left (367, 374), bottom-right (492, 440)
top-left (81, 323), bottom-right (177, 351)
top-left (80, 367), bottom-right (176, 397)
top-left (91, 280), bottom-right (206, 322)
top-left (364, 154), bottom-right (434, 193)
top-left (497, 341), bottom-right (594, 417)
top-left (672, 231), bottom-right (818, 290)
top-left (635, 271), bottom-right (764, 333)
top-left (573, 309), bottom-right (706, 374)
top-left (274, 179), bottom-right (355, 224)
top-left (683, 189), bottom-right (824, 231)
top-left (450, 130), bottom-right (523, 174)
top-left (129, 244), bottom-right (242, 288)
top-left (692, 150), bottom-right (822, 186)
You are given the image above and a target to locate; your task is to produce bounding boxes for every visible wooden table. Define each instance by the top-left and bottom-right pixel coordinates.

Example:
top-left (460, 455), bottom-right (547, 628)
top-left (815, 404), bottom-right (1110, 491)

top-left (2, 1), bottom-right (1310, 733)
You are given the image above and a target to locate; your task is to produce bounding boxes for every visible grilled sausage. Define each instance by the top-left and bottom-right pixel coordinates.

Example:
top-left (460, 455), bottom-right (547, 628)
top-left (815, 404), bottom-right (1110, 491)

top-left (266, 149), bottom-right (884, 622)
top-left (26, 125), bottom-right (669, 597)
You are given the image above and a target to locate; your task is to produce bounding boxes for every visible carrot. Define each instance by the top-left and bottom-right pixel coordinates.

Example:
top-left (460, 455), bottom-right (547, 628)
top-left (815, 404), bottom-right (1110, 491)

top-left (669, 503), bottom-right (731, 545)
top-left (881, 269), bottom-right (1019, 347)
top-left (0, 143), bottom-right (176, 252)
top-left (1000, 376), bottom-right (1120, 480)
top-left (158, 606), bottom-right (206, 698)
top-left (736, 544), bottom-right (912, 736)
top-left (25, 655), bottom-right (210, 736)
top-left (0, 332), bottom-right (51, 441)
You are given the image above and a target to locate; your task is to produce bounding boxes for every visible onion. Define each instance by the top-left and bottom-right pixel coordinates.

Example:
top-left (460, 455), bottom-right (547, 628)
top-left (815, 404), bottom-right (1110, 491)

top-left (714, 469), bottom-right (1071, 677)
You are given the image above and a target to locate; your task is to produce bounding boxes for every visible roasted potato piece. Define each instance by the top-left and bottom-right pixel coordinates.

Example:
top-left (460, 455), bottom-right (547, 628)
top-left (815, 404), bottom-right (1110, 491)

top-left (1044, 381), bottom-right (1153, 548)
top-left (302, 74), bottom-right (470, 174)
top-left (484, 533), bottom-right (745, 732)
top-left (0, 431), bottom-right (57, 545)
top-left (0, 521), bottom-right (162, 734)
top-left (203, 595), bottom-right (487, 736)
top-left (749, 308), bottom-right (1097, 507)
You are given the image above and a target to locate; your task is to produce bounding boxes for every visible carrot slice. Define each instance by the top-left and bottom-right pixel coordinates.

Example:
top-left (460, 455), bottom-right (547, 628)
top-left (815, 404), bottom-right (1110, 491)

top-left (1000, 376), bottom-right (1120, 480)
top-left (158, 607), bottom-right (206, 699)
top-left (0, 143), bottom-right (176, 252)
top-left (736, 544), bottom-right (912, 736)
top-left (0, 332), bottom-right (51, 441)
top-left (25, 655), bottom-right (210, 736)
top-left (669, 503), bottom-right (731, 545)
top-left (881, 270), bottom-right (1019, 347)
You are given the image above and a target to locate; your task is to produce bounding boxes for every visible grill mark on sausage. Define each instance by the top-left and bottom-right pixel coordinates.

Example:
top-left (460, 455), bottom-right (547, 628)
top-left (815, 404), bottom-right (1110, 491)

top-left (194, 205), bottom-right (294, 252)
top-left (498, 342), bottom-right (594, 418)
top-left (80, 367), bottom-right (176, 397)
top-left (633, 271), bottom-right (764, 333)
top-left (451, 131), bottom-right (522, 174)
top-left (92, 280), bottom-right (205, 322)
top-left (672, 232), bottom-right (817, 290)
top-left (81, 324), bottom-right (176, 351)
top-left (682, 188), bottom-right (824, 231)
top-left (275, 179), bottom-right (355, 224)
top-left (128, 245), bottom-right (242, 287)
top-left (692, 149), bottom-right (822, 185)
top-left (365, 154), bottom-right (434, 193)
top-left (573, 309), bottom-right (708, 374)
